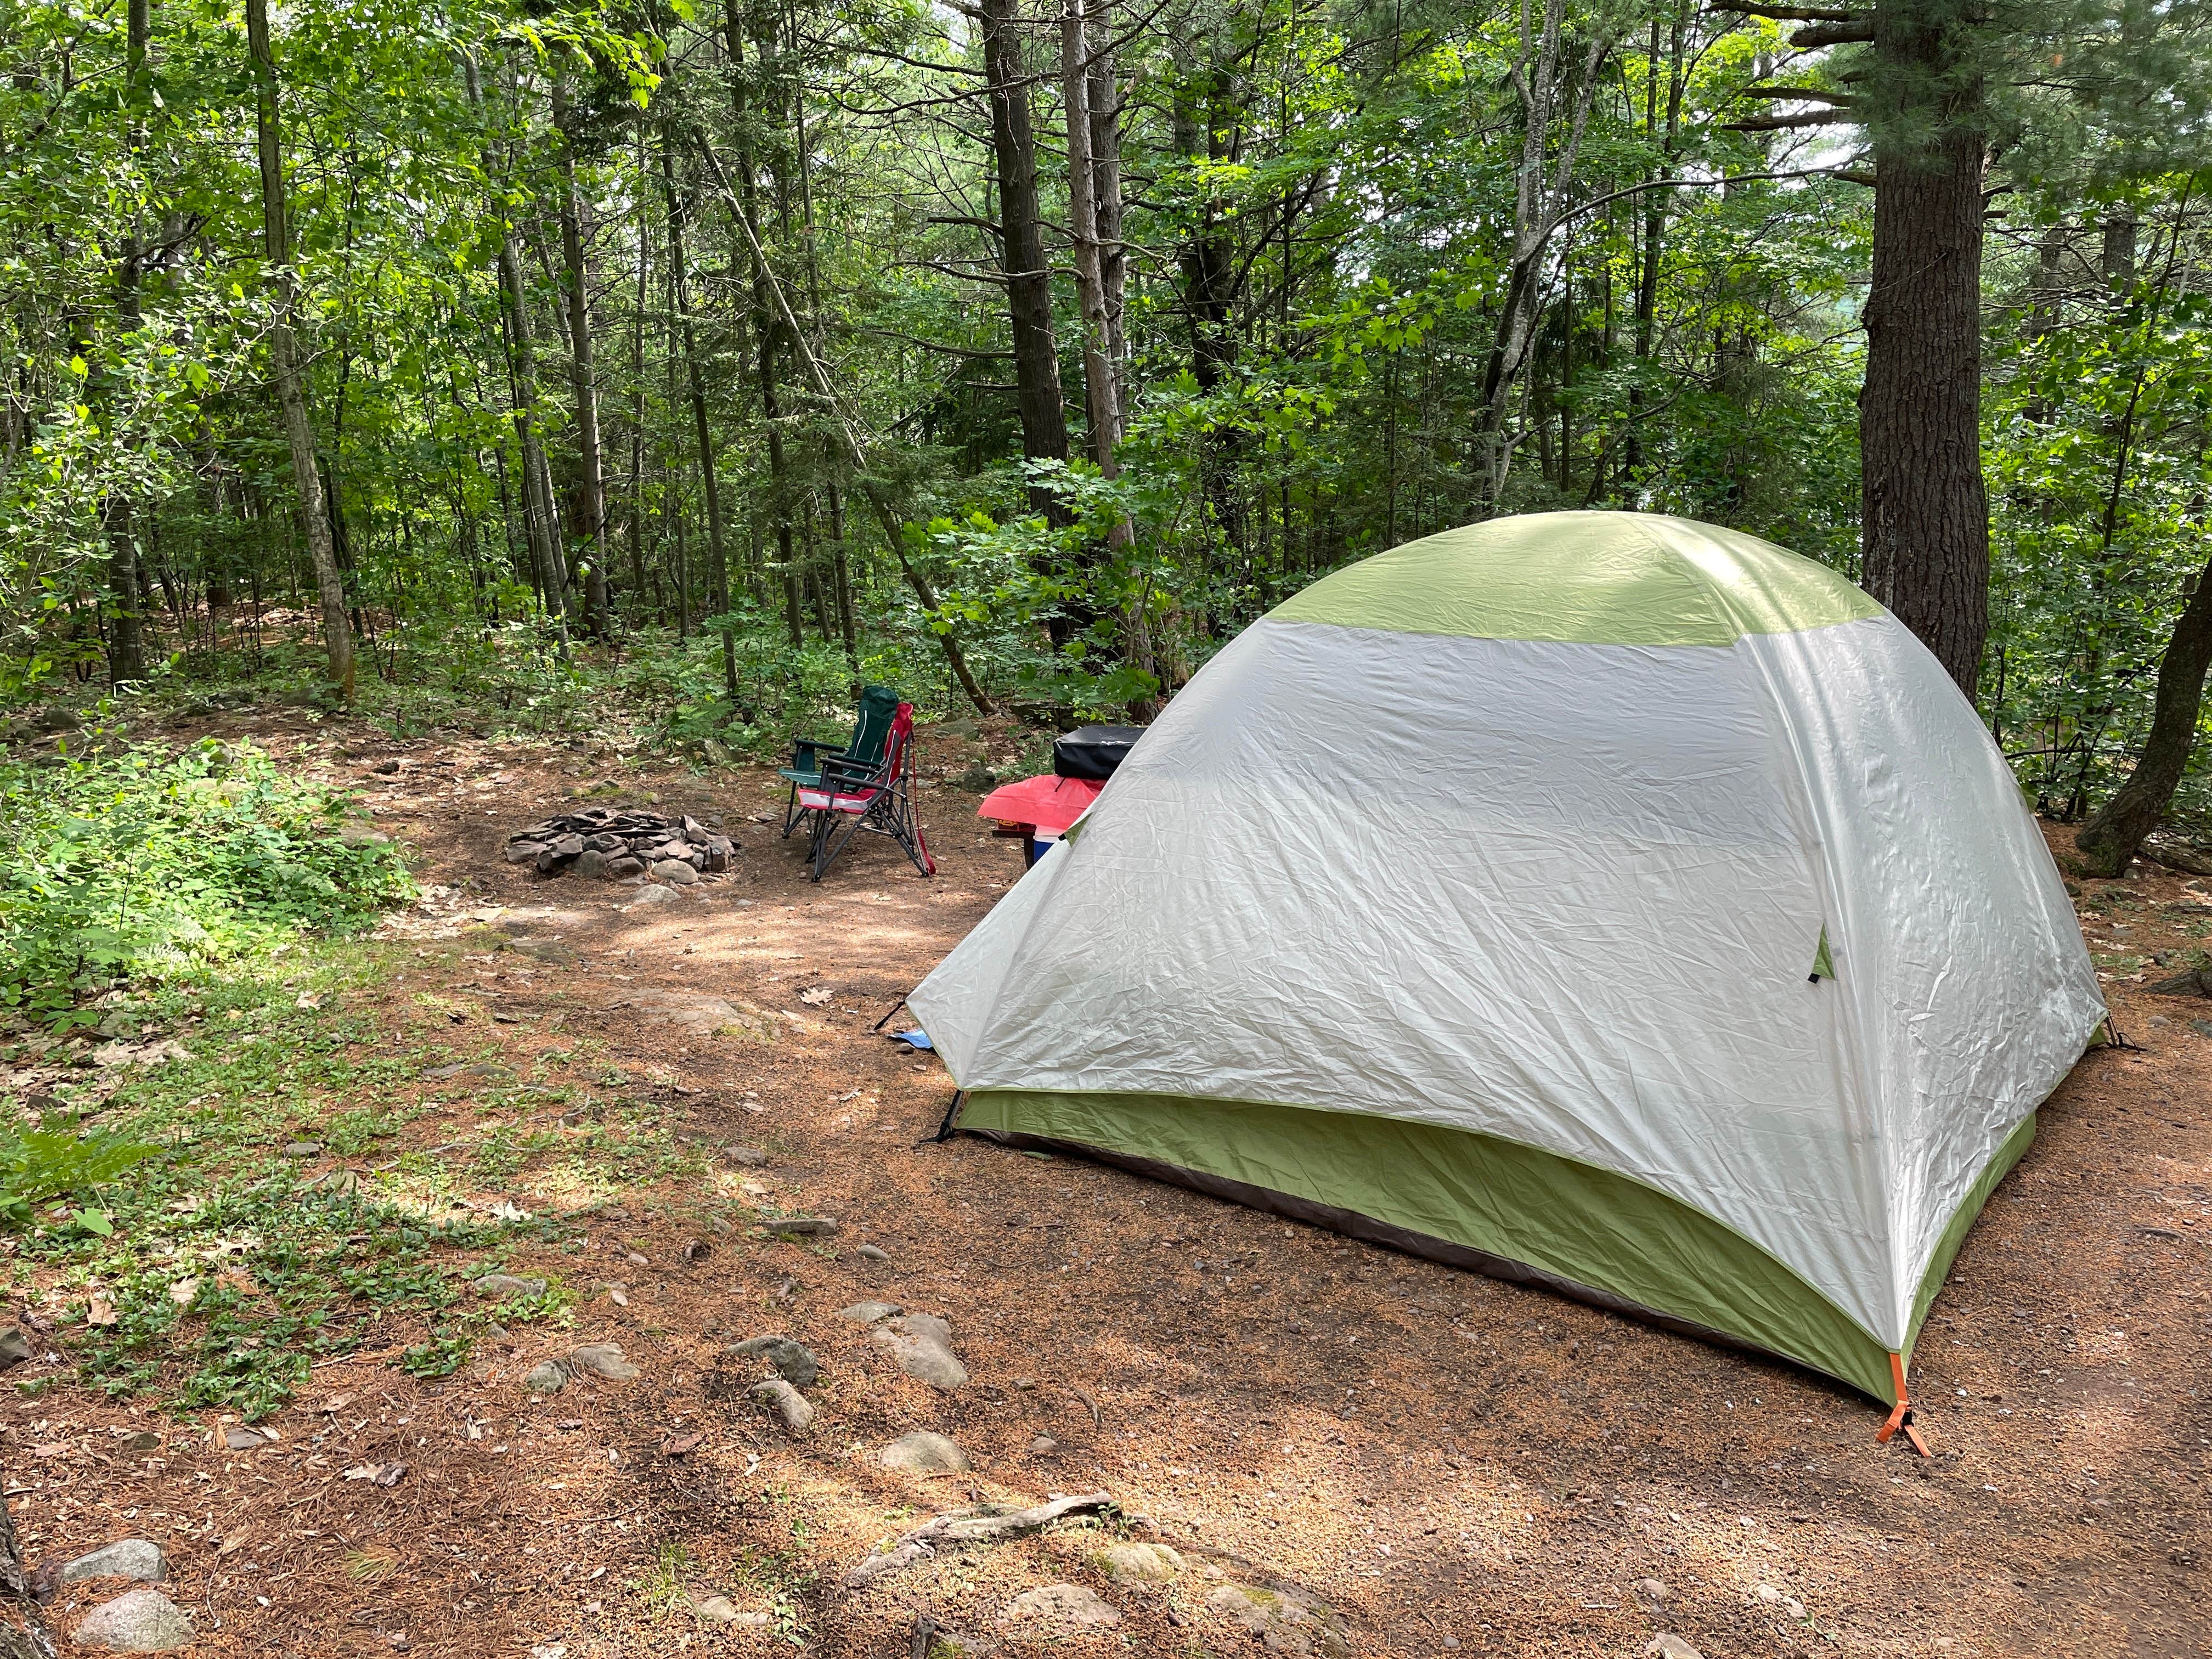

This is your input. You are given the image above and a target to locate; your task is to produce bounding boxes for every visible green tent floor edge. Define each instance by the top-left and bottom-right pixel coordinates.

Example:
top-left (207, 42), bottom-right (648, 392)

top-left (955, 1088), bottom-right (2041, 1408)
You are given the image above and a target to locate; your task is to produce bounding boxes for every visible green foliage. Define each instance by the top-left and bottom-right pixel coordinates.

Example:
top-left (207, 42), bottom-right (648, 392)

top-left (0, 1114), bottom-right (160, 1228)
top-left (0, 737), bottom-right (414, 1020)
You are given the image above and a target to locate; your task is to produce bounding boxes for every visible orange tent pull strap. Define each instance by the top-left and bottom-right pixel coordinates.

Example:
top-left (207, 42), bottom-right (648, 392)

top-left (1876, 1352), bottom-right (1933, 1456)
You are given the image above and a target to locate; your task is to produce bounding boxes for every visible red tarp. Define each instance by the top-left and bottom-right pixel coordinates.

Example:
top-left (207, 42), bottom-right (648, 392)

top-left (977, 773), bottom-right (1102, 835)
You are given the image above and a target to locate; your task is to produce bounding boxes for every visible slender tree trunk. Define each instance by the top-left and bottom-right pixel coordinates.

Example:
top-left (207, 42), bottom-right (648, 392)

top-left (2076, 552), bottom-right (2212, 874)
top-left (982, 0), bottom-right (1070, 523)
top-left (552, 72), bottom-right (610, 640)
top-left (247, 0), bottom-right (354, 698)
top-left (1859, 0), bottom-right (1989, 698)
top-left (103, 0), bottom-right (151, 685)
top-left (1474, 0), bottom-right (1610, 508)
top-left (1170, 37), bottom-right (1247, 585)
top-left (1087, 0), bottom-right (1130, 421)
top-left (658, 138), bottom-right (732, 687)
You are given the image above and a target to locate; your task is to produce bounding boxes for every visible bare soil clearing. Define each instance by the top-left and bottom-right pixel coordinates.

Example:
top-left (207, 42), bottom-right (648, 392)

top-left (5, 712), bottom-right (2207, 1658)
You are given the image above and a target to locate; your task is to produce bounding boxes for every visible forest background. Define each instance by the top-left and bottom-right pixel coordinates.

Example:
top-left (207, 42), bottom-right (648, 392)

top-left (9, 0), bottom-right (2212, 858)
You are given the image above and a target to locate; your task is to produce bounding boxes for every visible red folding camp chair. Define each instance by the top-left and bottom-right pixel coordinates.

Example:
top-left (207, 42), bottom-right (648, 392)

top-left (795, 702), bottom-right (936, 882)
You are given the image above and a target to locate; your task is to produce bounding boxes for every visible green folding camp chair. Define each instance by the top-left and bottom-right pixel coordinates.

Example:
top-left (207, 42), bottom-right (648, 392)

top-left (778, 684), bottom-right (900, 839)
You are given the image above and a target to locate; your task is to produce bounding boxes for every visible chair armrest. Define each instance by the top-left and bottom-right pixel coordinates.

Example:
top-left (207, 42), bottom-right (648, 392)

top-left (817, 752), bottom-right (887, 791)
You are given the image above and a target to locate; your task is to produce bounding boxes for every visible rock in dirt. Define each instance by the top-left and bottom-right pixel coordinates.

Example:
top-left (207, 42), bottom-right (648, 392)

top-left (1029, 1434), bottom-right (1058, 1454)
top-left (723, 1144), bottom-right (770, 1167)
top-left (1644, 1638), bottom-right (1703, 1659)
top-left (765, 1215), bottom-right (838, 1238)
top-left (282, 1141), bottom-right (321, 1158)
top-left (568, 1343), bottom-right (640, 1381)
top-left (73, 1587), bottom-right (193, 1652)
top-left (753, 1376), bottom-right (814, 1432)
top-left (605, 856), bottom-right (645, 880)
top-left (730, 1335), bottom-right (820, 1388)
top-left (55, 1539), bottom-right (165, 1589)
top-left (873, 1313), bottom-right (966, 1389)
top-left (845, 1493), bottom-right (1112, 1587)
top-left (653, 859), bottom-right (700, 885)
top-left (1004, 1584), bottom-right (1120, 1632)
top-left (839, 1301), bottom-right (901, 1324)
top-left (1205, 1583), bottom-right (1352, 1658)
top-left (608, 989), bottom-right (776, 1040)
top-left (689, 1595), bottom-right (769, 1627)
top-left (856, 1243), bottom-right (891, 1262)
top-left (0, 1326), bottom-right (33, 1370)
top-left (880, 1431), bottom-right (968, 1474)
top-left (524, 1359), bottom-right (569, 1395)
top-left (623, 883), bottom-right (679, 908)
top-left (475, 1273), bottom-right (547, 1301)
top-left (1634, 1577), bottom-right (1671, 1605)
top-left (1094, 1541), bottom-right (1183, 1583)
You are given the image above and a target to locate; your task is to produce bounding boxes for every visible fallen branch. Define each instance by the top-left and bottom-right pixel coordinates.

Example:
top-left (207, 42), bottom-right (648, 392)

top-left (844, 1492), bottom-right (1113, 1587)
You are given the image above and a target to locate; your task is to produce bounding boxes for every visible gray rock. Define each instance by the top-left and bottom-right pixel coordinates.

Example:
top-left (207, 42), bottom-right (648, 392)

top-left (1634, 1577), bottom-right (1671, 1605)
top-left (282, 1141), bottom-right (321, 1158)
top-left (1003, 1583), bottom-right (1119, 1632)
top-left (0, 1326), bottom-right (32, 1370)
top-left (729, 1335), bottom-right (820, 1389)
top-left (524, 1359), bottom-right (569, 1395)
top-left (568, 1343), bottom-right (640, 1381)
top-left (604, 855), bottom-right (645, 880)
top-left (1645, 1639), bottom-right (1704, 1659)
top-left (752, 1376), bottom-right (814, 1432)
top-left (73, 1587), bottom-right (193, 1652)
top-left (573, 849), bottom-right (607, 879)
top-left (1206, 1584), bottom-right (1351, 1658)
top-left (839, 1301), bottom-right (901, 1324)
top-left (583, 833), bottom-right (625, 854)
top-left (57, 1539), bottom-right (165, 1587)
top-left (1029, 1434), bottom-right (1058, 1454)
top-left (724, 1144), bottom-right (770, 1167)
top-left (873, 1313), bottom-right (967, 1390)
top-left (624, 881), bottom-right (678, 907)
top-left (223, 1426), bottom-right (272, 1450)
top-left (475, 1273), bottom-right (548, 1301)
top-left (856, 1244), bottom-right (891, 1262)
top-left (652, 859), bottom-right (699, 886)
top-left (879, 1431), bottom-right (968, 1474)
top-left (505, 841), bottom-right (548, 864)
top-left (766, 1216), bottom-right (838, 1238)
top-left (1094, 1541), bottom-right (1182, 1583)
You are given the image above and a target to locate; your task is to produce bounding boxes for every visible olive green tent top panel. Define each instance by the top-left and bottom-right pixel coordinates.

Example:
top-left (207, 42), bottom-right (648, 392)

top-left (962, 1088), bottom-right (2035, 1404)
top-left (1265, 511), bottom-right (1884, 645)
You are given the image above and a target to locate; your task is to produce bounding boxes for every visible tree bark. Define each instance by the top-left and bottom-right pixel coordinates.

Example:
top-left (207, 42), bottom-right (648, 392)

top-left (104, 0), bottom-right (151, 685)
top-left (1858, 0), bottom-right (1989, 698)
top-left (552, 72), bottom-right (610, 640)
top-left (1473, 0), bottom-right (1611, 507)
top-left (2075, 552), bottom-right (2212, 875)
top-left (247, 0), bottom-right (355, 698)
top-left (981, 0), bottom-right (1070, 515)
top-left (658, 138), bottom-right (730, 686)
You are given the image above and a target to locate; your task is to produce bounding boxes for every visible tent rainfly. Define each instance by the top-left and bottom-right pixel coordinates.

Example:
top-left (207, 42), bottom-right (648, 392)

top-left (910, 511), bottom-right (2104, 1428)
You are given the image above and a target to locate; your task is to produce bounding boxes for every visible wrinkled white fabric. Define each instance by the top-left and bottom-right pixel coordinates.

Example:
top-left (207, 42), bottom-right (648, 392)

top-left (912, 613), bottom-right (2102, 1348)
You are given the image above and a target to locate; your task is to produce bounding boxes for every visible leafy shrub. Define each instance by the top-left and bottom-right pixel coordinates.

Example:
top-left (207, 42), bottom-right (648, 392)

top-left (0, 738), bottom-right (414, 1022)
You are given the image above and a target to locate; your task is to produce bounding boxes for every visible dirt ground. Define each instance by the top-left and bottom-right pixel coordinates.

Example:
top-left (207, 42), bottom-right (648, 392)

top-left (4, 711), bottom-right (2208, 1659)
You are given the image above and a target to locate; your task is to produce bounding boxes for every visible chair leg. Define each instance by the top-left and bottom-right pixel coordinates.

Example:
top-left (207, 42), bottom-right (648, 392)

top-left (806, 806), bottom-right (834, 879)
top-left (781, 782), bottom-right (803, 838)
top-left (814, 809), bottom-right (867, 881)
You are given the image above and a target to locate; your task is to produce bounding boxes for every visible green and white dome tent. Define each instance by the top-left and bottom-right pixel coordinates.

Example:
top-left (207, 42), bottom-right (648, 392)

top-left (910, 511), bottom-right (2103, 1416)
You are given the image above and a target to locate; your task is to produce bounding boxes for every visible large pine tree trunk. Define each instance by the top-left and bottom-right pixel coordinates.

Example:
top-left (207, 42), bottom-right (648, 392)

top-left (247, 0), bottom-right (355, 698)
top-left (658, 139), bottom-right (730, 684)
top-left (2075, 551), bottom-right (2212, 874)
top-left (1859, 1), bottom-right (1988, 699)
